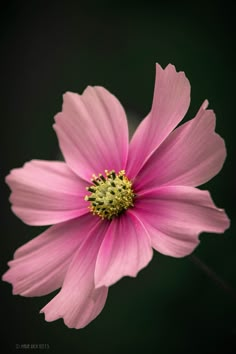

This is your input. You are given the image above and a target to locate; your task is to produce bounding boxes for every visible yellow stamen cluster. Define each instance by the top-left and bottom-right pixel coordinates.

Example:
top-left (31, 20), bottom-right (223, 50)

top-left (85, 170), bottom-right (135, 220)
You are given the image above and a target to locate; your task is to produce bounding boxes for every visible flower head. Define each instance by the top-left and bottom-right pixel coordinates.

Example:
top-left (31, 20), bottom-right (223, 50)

top-left (3, 64), bottom-right (230, 329)
top-left (85, 170), bottom-right (135, 220)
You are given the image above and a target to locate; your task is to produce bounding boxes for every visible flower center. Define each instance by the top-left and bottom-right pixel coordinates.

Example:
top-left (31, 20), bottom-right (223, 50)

top-left (85, 170), bottom-right (135, 220)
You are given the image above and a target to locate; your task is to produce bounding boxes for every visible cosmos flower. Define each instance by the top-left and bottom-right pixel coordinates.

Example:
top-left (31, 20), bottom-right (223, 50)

top-left (3, 64), bottom-right (230, 329)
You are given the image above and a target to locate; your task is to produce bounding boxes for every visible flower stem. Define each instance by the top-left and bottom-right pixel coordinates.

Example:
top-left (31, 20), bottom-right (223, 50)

top-left (189, 255), bottom-right (236, 301)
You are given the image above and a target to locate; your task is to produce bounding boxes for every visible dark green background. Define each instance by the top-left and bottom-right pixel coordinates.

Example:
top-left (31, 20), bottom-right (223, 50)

top-left (1, 1), bottom-right (235, 353)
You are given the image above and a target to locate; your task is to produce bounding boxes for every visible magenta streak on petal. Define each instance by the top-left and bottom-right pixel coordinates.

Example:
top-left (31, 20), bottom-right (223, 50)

top-left (94, 211), bottom-right (153, 288)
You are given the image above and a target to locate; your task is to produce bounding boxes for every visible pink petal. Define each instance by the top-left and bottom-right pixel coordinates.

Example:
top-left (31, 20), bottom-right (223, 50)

top-left (94, 211), bottom-right (153, 288)
top-left (54, 87), bottom-right (129, 181)
top-left (6, 160), bottom-right (89, 226)
top-left (2, 214), bottom-right (99, 297)
top-left (127, 63), bottom-right (190, 179)
top-left (134, 100), bottom-right (226, 191)
top-left (40, 218), bottom-right (109, 329)
top-left (134, 186), bottom-right (230, 257)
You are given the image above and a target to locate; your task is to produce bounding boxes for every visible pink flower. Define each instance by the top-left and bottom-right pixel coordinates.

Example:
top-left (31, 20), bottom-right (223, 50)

top-left (3, 64), bottom-right (230, 329)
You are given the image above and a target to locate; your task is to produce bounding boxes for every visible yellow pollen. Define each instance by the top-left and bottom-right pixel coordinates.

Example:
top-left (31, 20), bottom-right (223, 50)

top-left (85, 170), bottom-right (135, 220)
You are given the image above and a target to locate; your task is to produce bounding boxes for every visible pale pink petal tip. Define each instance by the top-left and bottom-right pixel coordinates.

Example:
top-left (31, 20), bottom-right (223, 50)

top-left (39, 218), bottom-right (109, 329)
top-left (54, 87), bottom-right (129, 181)
top-left (134, 99), bottom-right (227, 190)
top-left (134, 186), bottom-right (230, 258)
top-left (202, 99), bottom-right (209, 109)
top-left (1, 215), bottom-right (99, 297)
top-left (40, 286), bottom-right (108, 329)
top-left (5, 160), bottom-right (88, 226)
top-left (127, 62), bottom-right (191, 178)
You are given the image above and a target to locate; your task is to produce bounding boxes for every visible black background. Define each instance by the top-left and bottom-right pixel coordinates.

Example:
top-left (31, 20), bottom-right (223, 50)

top-left (1, 1), bottom-right (235, 353)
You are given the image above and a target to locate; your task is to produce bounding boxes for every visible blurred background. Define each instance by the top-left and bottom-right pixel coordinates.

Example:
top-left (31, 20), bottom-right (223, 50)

top-left (1, 1), bottom-right (235, 353)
